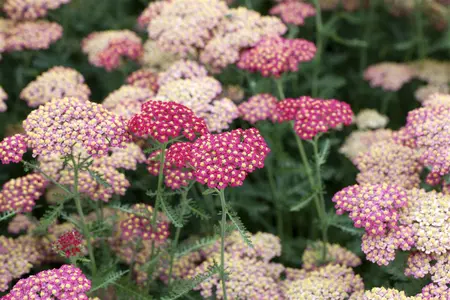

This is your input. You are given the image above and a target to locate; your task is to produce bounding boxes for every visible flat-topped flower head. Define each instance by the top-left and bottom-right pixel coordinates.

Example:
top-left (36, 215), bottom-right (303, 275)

top-left (128, 100), bottom-right (209, 142)
top-left (147, 0), bottom-right (228, 57)
top-left (140, 39), bottom-right (180, 71)
top-left (355, 140), bottom-right (422, 189)
top-left (3, 0), bottom-right (71, 20)
top-left (238, 94), bottom-right (277, 124)
top-left (190, 128), bottom-right (270, 189)
top-left (362, 287), bottom-right (418, 299)
top-left (275, 96), bottom-right (353, 140)
top-left (126, 68), bottom-right (159, 93)
top-left (419, 283), bottom-right (450, 299)
top-left (53, 230), bottom-right (84, 258)
top-left (332, 184), bottom-right (408, 236)
top-left (270, 1), bottom-right (316, 26)
top-left (137, 0), bottom-right (168, 28)
top-left (237, 36), bottom-right (316, 77)
top-left (119, 203), bottom-right (170, 242)
top-left (3, 264), bottom-right (91, 299)
top-left (5, 20), bottom-right (63, 51)
top-left (20, 66), bottom-right (91, 107)
top-left (82, 30), bottom-right (143, 71)
top-left (364, 62), bottom-right (415, 91)
top-left (0, 174), bottom-right (48, 212)
top-left (158, 59), bottom-right (208, 86)
top-left (197, 98), bottom-right (239, 132)
top-left (0, 86), bottom-right (7, 112)
top-left (354, 109), bottom-right (389, 129)
top-left (23, 97), bottom-right (131, 157)
top-left (7, 214), bottom-right (34, 234)
top-left (0, 134), bottom-right (28, 164)
top-left (102, 85), bottom-right (154, 119)
top-left (302, 241), bottom-right (362, 271)
top-left (410, 59), bottom-right (450, 85)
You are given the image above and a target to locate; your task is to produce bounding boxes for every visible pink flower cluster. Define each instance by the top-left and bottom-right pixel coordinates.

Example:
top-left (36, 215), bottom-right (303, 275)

top-left (3, 0), bottom-right (71, 20)
top-left (20, 66), bottom-right (91, 107)
top-left (363, 62), bottom-right (415, 91)
top-left (275, 96), bottom-right (354, 140)
top-left (128, 100), bottom-right (209, 143)
top-left (4, 20), bottom-right (63, 51)
top-left (119, 204), bottom-right (170, 242)
top-left (102, 85), bottom-right (154, 119)
top-left (237, 36), bottom-right (316, 77)
top-left (126, 69), bottom-right (159, 93)
top-left (238, 94), bottom-right (277, 124)
top-left (2, 265), bottom-right (91, 299)
top-left (23, 97), bottom-right (131, 157)
top-left (0, 174), bottom-right (48, 212)
top-left (270, 1), bottom-right (316, 26)
top-left (302, 241), bottom-right (362, 271)
top-left (158, 59), bottom-right (208, 86)
top-left (190, 128), bottom-right (270, 189)
top-left (137, 0), bottom-right (168, 28)
top-left (0, 134), bottom-right (27, 164)
top-left (82, 30), bottom-right (143, 71)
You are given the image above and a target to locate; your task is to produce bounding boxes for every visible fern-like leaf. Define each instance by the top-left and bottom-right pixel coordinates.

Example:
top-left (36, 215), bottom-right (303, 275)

top-left (0, 211), bottom-right (16, 222)
top-left (160, 197), bottom-right (184, 228)
top-left (87, 169), bottom-right (111, 188)
top-left (33, 203), bottom-right (65, 234)
top-left (185, 199), bottom-right (210, 220)
top-left (90, 270), bottom-right (129, 293)
top-left (161, 263), bottom-right (221, 300)
top-left (226, 205), bottom-right (253, 248)
top-left (175, 235), bottom-right (219, 258)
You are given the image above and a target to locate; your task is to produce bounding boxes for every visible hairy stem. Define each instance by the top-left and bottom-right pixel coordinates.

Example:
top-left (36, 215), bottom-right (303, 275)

top-left (359, 0), bottom-right (376, 71)
top-left (275, 78), bottom-right (285, 100)
top-left (414, 0), bottom-right (427, 59)
top-left (218, 189), bottom-right (228, 300)
top-left (167, 190), bottom-right (189, 286)
top-left (266, 162), bottom-right (283, 239)
top-left (311, 0), bottom-right (323, 97)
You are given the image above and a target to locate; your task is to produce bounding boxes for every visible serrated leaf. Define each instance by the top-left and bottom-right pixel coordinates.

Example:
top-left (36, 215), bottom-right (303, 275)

top-left (175, 235), bottom-right (219, 258)
top-left (88, 169), bottom-right (111, 188)
top-left (160, 197), bottom-right (184, 228)
top-left (226, 206), bottom-right (253, 248)
top-left (33, 203), bottom-right (65, 234)
top-left (185, 199), bottom-right (211, 220)
top-left (0, 211), bottom-right (16, 222)
top-left (290, 191), bottom-right (317, 212)
top-left (202, 188), bottom-right (217, 196)
top-left (329, 222), bottom-right (364, 236)
top-left (90, 270), bottom-right (129, 293)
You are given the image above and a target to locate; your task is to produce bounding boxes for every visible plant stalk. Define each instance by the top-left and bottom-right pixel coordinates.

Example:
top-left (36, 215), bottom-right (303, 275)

top-left (218, 189), bottom-right (228, 300)
top-left (311, 0), bottom-right (324, 97)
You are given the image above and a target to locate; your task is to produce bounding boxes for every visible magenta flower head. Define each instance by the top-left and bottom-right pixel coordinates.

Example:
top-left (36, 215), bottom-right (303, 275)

top-left (332, 184), bottom-right (408, 236)
top-left (237, 36), bottom-right (316, 77)
top-left (119, 203), bottom-right (170, 242)
top-left (4, 20), bottom-right (63, 51)
top-left (0, 134), bottom-right (28, 164)
top-left (23, 97), bottom-right (131, 157)
top-left (0, 173), bottom-right (48, 212)
top-left (238, 93), bottom-right (277, 124)
top-left (2, 264), bottom-right (91, 299)
top-left (128, 100), bottom-right (209, 143)
top-left (189, 128), bottom-right (270, 189)
top-left (147, 142), bottom-right (194, 190)
top-left (275, 96), bottom-right (354, 140)
top-left (82, 30), bottom-right (143, 71)
top-left (269, 1), bottom-right (316, 26)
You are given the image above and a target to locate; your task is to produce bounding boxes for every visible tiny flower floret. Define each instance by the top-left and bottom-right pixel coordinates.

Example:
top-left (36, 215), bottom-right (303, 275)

top-left (0, 134), bottom-right (28, 164)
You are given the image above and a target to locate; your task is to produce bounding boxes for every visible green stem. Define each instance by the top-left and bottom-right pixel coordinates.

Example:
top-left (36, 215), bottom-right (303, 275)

top-left (218, 189), bottom-right (228, 300)
top-left (245, 0), bottom-right (252, 9)
top-left (71, 156), bottom-right (97, 275)
top-left (167, 190), bottom-right (188, 286)
top-left (414, 0), bottom-right (427, 59)
top-left (266, 162), bottom-right (283, 239)
top-left (359, 0), bottom-right (376, 71)
top-left (275, 78), bottom-right (285, 100)
top-left (311, 0), bottom-right (324, 97)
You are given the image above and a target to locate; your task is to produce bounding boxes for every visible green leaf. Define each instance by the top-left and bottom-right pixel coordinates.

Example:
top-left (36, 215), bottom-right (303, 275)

top-left (33, 203), bottom-right (65, 235)
top-left (175, 235), bottom-right (219, 258)
top-left (226, 205), bottom-right (253, 248)
top-left (202, 188), bottom-right (217, 196)
top-left (88, 169), bottom-right (111, 188)
top-left (185, 199), bottom-right (211, 221)
top-left (0, 211), bottom-right (16, 222)
top-left (290, 191), bottom-right (317, 212)
top-left (394, 39), bottom-right (417, 51)
top-left (161, 262), bottom-right (221, 300)
top-left (160, 197), bottom-right (184, 228)
top-left (90, 270), bottom-right (129, 293)
top-left (318, 139), bottom-right (331, 166)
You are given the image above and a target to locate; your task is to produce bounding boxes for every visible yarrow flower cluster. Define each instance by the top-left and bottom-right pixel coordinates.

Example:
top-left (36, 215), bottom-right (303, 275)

top-left (82, 30), bottom-right (143, 71)
top-left (354, 109), bottom-right (389, 129)
top-left (285, 264), bottom-right (365, 300)
top-left (3, 0), bottom-right (71, 20)
top-left (0, 134), bottom-right (27, 164)
top-left (0, 86), bottom-right (7, 112)
top-left (269, 1), bottom-right (316, 26)
top-left (7, 214), bottom-right (34, 234)
top-left (238, 94), bottom-right (277, 124)
top-left (137, 0), bottom-right (167, 28)
top-left (119, 204), bottom-right (170, 242)
top-left (126, 68), bottom-right (159, 93)
top-left (140, 39), bottom-right (180, 71)
top-left (237, 36), bottom-right (316, 77)
top-left (0, 174), bottom-right (48, 212)
top-left (339, 129), bottom-right (394, 162)
top-left (147, 0), bottom-right (228, 57)
top-left (2, 264), bottom-right (91, 299)
top-left (23, 97), bottom-right (131, 157)
top-left (364, 62), bottom-right (416, 91)
top-left (102, 85), bottom-right (154, 119)
top-left (275, 96), bottom-right (354, 140)
top-left (189, 128), bottom-right (270, 189)
top-left (158, 59), bottom-right (208, 86)
top-left (4, 20), bottom-right (63, 51)
top-left (20, 66), bottom-right (91, 107)
top-left (354, 140), bottom-right (422, 189)
top-left (128, 100), bottom-right (209, 142)
top-left (199, 7), bottom-right (287, 71)
top-left (302, 241), bottom-right (362, 271)
top-left (52, 230), bottom-right (84, 258)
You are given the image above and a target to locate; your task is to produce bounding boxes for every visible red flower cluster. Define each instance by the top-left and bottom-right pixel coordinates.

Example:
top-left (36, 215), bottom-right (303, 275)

top-left (237, 36), bottom-right (316, 77)
top-left (53, 230), bottom-right (84, 258)
top-left (0, 134), bottom-right (27, 164)
top-left (128, 100), bottom-right (209, 143)
top-left (275, 96), bottom-right (354, 140)
top-left (190, 128), bottom-right (270, 189)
